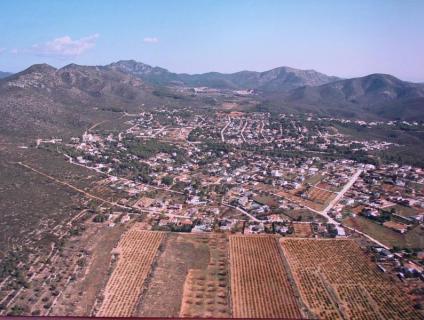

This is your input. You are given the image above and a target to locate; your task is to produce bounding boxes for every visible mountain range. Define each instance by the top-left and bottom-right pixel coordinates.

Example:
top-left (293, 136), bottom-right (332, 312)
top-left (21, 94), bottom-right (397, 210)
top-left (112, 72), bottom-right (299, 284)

top-left (0, 60), bottom-right (423, 139)
top-left (108, 60), bottom-right (424, 120)
top-left (278, 73), bottom-right (424, 119)
top-left (108, 60), bottom-right (340, 91)
top-left (0, 71), bottom-right (12, 79)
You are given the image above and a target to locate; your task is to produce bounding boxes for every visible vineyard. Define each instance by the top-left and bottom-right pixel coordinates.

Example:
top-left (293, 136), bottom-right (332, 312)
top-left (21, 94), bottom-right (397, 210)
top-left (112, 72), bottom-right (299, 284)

top-left (229, 235), bottom-right (302, 319)
top-left (179, 234), bottom-right (230, 318)
top-left (97, 228), bottom-right (165, 317)
top-left (280, 239), bottom-right (422, 320)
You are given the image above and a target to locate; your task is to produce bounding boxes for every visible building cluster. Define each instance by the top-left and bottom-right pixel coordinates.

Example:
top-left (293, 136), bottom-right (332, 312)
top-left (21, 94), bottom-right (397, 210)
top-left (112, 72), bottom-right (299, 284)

top-left (35, 108), bottom-right (423, 244)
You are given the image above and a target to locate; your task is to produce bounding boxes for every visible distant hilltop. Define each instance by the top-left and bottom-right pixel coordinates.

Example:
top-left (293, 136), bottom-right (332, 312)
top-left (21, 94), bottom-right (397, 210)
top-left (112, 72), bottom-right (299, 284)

top-left (0, 70), bottom-right (12, 79)
top-left (108, 59), bottom-right (341, 91)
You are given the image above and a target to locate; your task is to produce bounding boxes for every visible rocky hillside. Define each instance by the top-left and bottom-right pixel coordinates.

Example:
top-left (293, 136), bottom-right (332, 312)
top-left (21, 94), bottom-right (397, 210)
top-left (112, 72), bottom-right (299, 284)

top-left (0, 63), bottom-right (154, 139)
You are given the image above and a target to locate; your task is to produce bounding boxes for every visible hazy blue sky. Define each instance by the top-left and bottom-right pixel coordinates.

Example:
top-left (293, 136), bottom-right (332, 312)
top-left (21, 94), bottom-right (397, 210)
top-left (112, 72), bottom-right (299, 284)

top-left (0, 0), bottom-right (423, 81)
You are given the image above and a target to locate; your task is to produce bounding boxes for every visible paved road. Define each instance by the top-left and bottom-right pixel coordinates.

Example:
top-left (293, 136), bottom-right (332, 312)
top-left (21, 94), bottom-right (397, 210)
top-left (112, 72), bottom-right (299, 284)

top-left (221, 116), bottom-right (231, 142)
top-left (240, 120), bottom-right (248, 143)
top-left (343, 225), bottom-right (390, 249)
top-left (259, 120), bottom-right (270, 143)
top-left (321, 169), bottom-right (362, 216)
top-left (267, 169), bottom-right (362, 226)
top-left (222, 202), bottom-right (260, 222)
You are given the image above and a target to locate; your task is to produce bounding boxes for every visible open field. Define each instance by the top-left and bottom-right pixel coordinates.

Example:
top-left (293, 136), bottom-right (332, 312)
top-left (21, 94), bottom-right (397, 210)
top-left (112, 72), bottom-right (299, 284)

top-left (97, 227), bottom-right (165, 317)
top-left (343, 216), bottom-right (424, 249)
top-left (253, 182), bottom-right (327, 212)
top-left (137, 233), bottom-right (230, 318)
top-left (316, 182), bottom-right (341, 192)
top-left (229, 235), bottom-right (302, 319)
top-left (283, 208), bottom-right (328, 223)
top-left (292, 223), bottom-right (313, 237)
top-left (304, 174), bottom-right (323, 185)
top-left (280, 238), bottom-right (422, 320)
top-left (0, 197), bottom-right (130, 316)
top-left (253, 183), bottom-right (328, 215)
top-left (179, 234), bottom-right (229, 318)
top-left (389, 204), bottom-right (420, 218)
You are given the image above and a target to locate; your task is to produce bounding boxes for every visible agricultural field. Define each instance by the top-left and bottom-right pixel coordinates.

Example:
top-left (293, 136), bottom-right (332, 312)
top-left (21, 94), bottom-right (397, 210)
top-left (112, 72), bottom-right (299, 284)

top-left (97, 227), bottom-right (165, 317)
top-left (343, 216), bottom-right (424, 249)
top-left (292, 223), bottom-right (313, 237)
top-left (276, 187), bottom-right (325, 212)
top-left (280, 239), bottom-right (422, 320)
top-left (305, 187), bottom-right (335, 205)
top-left (389, 204), bottom-right (420, 218)
top-left (283, 208), bottom-right (328, 223)
top-left (252, 182), bottom-right (329, 216)
top-left (179, 234), bottom-right (229, 318)
top-left (229, 235), bottom-right (302, 319)
top-left (137, 233), bottom-right (230, 318)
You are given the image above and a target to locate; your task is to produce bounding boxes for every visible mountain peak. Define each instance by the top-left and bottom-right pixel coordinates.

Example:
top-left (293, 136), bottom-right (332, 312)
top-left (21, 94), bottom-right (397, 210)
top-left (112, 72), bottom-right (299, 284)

top-left (113, 59), bottom-right (149, 66)
top-left (22, 63), bottom-right (57, 74)
top-left (109, 60), bottom-right (167, 72)
top-left (2, 63), bottom-right (58, 89)
top-left (61, 63), bottom-right (82, 70)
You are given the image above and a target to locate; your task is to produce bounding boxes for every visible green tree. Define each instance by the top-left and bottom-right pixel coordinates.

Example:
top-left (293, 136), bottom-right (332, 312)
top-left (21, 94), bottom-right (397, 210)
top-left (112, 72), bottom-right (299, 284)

top-left (161, 175), bottom-right (174, 186)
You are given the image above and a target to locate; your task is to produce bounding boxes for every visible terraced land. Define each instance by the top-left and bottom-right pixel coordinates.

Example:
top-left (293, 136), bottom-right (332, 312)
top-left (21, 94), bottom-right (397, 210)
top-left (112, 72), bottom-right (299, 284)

top-left (280, 239), bottom-right (422, 320)
top-left (229, 235), bottom-right (302, 319)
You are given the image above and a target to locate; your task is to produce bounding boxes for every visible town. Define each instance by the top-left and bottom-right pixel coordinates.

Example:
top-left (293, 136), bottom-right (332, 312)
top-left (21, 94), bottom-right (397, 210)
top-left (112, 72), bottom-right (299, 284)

top-left (38, 108), bottom-right (424, 242)
top-left (2, 107), bottom-right (423, 317)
